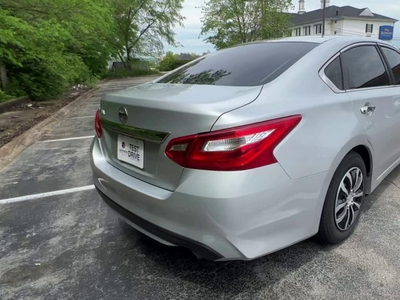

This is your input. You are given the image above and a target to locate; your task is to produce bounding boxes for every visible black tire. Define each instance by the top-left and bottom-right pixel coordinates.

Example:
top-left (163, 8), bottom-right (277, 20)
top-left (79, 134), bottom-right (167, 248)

top-left (317, 151), bottom-right (366, 244)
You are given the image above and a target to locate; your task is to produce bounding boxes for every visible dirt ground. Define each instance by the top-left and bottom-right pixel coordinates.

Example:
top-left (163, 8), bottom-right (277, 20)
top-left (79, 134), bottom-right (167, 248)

top-left (0, 86), bottom-right (91, 148)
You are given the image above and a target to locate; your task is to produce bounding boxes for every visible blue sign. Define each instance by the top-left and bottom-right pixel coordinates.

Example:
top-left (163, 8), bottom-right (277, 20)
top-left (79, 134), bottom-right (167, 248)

top-left (379, 25), bottom-right (394, 40)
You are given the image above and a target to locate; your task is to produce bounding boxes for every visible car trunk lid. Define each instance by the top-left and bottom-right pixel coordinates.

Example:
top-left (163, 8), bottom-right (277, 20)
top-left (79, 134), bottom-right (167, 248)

top-left (100, 83), bottom-right (262, 190)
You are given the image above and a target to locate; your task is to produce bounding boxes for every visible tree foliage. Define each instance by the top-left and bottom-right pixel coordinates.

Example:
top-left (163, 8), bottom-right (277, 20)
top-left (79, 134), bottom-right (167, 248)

top-left (0, 0), bottom-right (116, 99)
top-left (158, 51), bottom-right (200, 72)
top-left (111, 0), bottom-right (185, 64)
top-left (201, 0), bottom-right (292, 50)
top-left (0, 0), bottom-right (184, 100)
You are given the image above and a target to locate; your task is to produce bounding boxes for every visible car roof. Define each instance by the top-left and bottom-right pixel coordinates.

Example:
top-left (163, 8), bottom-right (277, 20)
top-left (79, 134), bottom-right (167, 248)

top-left (257, 36), bottom-right (392, 46)
top-left (217, 36), bottom-right (394, 55)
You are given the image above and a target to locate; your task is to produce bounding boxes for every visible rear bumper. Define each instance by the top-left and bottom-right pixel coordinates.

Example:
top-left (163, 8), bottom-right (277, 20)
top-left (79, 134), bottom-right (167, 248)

top-left (97, 187), bottom-right (223, 260)
top-left (91, 138), bottom-right (332, 260)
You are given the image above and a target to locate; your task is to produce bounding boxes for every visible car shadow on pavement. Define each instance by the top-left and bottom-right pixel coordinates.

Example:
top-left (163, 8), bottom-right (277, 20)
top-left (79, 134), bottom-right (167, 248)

top-left (117, 218), bottom-right (336, 298)
top-left (111, 164), bottom-right (400, 299)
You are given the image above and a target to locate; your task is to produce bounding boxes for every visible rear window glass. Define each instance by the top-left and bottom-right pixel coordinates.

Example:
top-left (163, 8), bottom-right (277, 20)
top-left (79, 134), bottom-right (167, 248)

top-left (158, 42), bottom-right (318, 86)
top-left (325, 56), bottom-right (343, 90)
top-left (381, 47), bottom-right (400, 85)
top-left (341, 46), bottom-right (390, 89)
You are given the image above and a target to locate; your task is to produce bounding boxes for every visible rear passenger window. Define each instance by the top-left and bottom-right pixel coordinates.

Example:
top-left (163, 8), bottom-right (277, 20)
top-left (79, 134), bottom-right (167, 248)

top-left (381, 47), bottom-right (400, 84)
top-left (324, 57), bottom-right (343, 90)
top-left (341, 46), bottom-right (390, 89)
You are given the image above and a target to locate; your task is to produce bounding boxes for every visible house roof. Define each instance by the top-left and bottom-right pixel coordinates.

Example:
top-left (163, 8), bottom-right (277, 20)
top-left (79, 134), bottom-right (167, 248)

top-left (291, 5), bottom-right (398, 26)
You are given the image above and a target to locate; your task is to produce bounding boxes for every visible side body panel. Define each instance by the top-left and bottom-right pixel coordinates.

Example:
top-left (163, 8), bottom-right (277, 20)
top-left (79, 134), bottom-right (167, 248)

top-left (347, 87), bottom-right (400, 189)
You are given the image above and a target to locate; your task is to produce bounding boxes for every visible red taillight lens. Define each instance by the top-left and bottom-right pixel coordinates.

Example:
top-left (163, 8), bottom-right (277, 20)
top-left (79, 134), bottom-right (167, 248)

top-left (95, 109), bottom-right (102, 138)
top-left (165, 115), bottom-right (301, 171)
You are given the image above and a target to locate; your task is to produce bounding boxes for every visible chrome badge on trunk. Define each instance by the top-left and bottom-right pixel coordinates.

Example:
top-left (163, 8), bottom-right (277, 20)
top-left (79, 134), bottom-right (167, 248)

top-left (118, 107), bottom-right (128, 124)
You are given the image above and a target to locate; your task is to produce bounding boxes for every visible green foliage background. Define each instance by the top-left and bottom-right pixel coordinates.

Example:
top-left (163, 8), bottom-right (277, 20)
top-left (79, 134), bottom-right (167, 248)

top-left (158, 52), bottom-right (198, 72)
top-left (0, 0), bottom-right (184, 101)
top-left (0, 0), bottom-right (294, 101)
top-left (201, 0), bottom-right (292, 50)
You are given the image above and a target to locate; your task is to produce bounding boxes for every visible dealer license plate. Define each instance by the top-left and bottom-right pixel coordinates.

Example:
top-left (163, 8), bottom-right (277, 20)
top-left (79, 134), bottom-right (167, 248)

top-left (117, 135), bottom-right (144, 169)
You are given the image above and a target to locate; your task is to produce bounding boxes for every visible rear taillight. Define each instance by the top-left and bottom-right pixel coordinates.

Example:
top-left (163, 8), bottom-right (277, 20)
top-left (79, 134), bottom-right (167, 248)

top-left (165, 115), bottom-right (301, 171)
top-left (95, 109), bottom-right (102, 138)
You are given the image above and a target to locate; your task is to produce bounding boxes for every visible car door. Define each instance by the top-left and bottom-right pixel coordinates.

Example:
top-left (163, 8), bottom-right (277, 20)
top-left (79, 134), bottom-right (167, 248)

top-left (342, 43), bottom-right (400, 183)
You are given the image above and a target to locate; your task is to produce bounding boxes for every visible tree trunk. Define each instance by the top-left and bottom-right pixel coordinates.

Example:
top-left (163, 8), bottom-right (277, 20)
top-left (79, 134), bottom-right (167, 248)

top-left (126, 47), bottom-right (132, 69)
top-left (0, 64), bottom-right (9, 91)
top-left (118, 52), bottom-right (125, 63)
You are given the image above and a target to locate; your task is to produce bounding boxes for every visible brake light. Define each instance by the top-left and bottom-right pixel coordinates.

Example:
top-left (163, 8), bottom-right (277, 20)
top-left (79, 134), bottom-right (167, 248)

top-left (165, 115), bottom-right (301, 171)
top-left (95, 109), bottom-right (102, 138)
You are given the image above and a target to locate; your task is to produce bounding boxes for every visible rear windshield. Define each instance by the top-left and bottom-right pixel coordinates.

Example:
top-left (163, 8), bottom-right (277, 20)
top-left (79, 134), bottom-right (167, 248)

top-left (158, 42), bottom-right (318, 86)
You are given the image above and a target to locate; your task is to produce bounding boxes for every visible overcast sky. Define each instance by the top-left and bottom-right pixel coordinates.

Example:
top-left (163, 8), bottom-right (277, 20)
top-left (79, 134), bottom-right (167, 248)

top-left (165, 0), bottom-right (400, 54)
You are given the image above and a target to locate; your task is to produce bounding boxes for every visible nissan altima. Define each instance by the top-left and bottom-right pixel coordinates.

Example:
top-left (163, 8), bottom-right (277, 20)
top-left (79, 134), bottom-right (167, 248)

top-left (91, 36), bottom-right (400, 260)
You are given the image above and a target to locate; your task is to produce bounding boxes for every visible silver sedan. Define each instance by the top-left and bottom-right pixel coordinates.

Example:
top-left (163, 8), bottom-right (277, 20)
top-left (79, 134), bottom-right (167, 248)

top-left (91, 36), bottom-right (400, 260)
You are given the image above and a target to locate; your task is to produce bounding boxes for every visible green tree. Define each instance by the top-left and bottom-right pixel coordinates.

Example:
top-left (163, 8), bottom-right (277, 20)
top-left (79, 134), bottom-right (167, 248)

top-left (158, 51), bottom-right (179, 71)
top-left (200, 0), bottom-right (292, 50)
top-left (158, 52), bottom-right (200, 72)
top-left (111, 0), bottom-right (185, 64)
top-left (0, 0), bottom-right (116, 99)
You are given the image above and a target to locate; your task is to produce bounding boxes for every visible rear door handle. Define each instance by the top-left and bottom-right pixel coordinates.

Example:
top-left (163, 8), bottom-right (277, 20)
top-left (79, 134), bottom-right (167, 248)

top-left (360, 103), bottom-right (376, 115)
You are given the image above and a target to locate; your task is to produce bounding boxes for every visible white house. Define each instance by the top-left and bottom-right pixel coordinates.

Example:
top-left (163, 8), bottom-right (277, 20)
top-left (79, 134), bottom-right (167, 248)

top-left (290, 1), bottom-right (398, 42)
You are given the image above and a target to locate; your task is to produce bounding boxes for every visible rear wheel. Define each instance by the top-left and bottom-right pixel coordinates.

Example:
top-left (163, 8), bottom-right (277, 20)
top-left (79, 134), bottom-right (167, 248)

top-left (318, 151), bottom-right (366, 244)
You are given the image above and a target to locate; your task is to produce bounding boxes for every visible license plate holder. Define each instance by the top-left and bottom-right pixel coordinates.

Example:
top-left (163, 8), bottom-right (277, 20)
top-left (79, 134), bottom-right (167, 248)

top-left (117, 135), bottom-right (144, 169)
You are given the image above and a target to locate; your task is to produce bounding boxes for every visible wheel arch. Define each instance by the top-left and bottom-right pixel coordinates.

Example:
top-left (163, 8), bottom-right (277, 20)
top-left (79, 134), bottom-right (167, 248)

top-left (349, 145), bottom-right (373, 194)
top-left (329, 137), bottom-right (374, 195)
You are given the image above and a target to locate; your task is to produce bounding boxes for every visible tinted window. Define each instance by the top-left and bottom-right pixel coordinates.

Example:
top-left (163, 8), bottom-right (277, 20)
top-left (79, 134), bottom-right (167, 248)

top-left (324, 57), bottom-right (343, 90)
top-left (341, 46), bottom-right (390, 89)
top-left (158, 42), bottom-right (318, 86)
top-left (382, 47), bottom-right (400, 84)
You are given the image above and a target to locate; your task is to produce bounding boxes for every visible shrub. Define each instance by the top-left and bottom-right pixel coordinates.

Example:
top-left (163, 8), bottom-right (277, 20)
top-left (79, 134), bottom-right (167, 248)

top-left (102, 68), bottom-right (160, 79)
top-left (158, 52), bottom-right (177, 71)
top-left (158, 53), bottom-right (193, 71)
top-left (170, 59), bottom-right (192, 71)
top-left (0, 90), bottom-right (12, 103)
top-left (9, 54), bottom-right (93, 100)
top-left (3, 80), bottom-right (25, 98)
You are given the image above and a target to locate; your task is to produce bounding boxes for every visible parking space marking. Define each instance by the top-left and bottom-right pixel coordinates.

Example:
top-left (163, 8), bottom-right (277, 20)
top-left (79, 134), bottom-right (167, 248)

top-left (0, 185), bottom-right (95, 204)
top-left (67, 116), bottom-right (94, 119)
top-left (41, 136), bottom-right (94, 143)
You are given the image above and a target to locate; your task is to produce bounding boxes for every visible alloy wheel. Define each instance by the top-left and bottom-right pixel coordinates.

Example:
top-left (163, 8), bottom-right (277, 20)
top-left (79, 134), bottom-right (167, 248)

top-left (335, 167), bottom-right (364, 231)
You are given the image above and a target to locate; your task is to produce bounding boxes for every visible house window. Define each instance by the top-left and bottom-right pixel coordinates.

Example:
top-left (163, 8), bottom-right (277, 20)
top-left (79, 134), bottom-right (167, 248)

top-left (295, 28), bottom-right (301, 36)
top-left (304, 26), bottom-right (311, 36)
top-left (315, 24), bottom-right (322, 34)
top-left (366, 24), bottom-right (373, 33)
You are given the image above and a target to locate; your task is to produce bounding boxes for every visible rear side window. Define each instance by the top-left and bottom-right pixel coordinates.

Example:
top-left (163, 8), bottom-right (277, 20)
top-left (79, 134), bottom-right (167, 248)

top-left (341, 46), bottom-right (390, 89)
top-left (324, 57), bottom-right (343, 90)
top-left (381, 47), bottom-right (400, 84)
top-left (158, 42), bottom-right (318, 86)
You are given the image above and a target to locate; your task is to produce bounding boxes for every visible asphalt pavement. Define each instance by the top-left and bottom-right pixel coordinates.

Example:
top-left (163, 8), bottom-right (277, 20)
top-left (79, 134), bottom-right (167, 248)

top-left (0, 77), bottom-right (400, 300)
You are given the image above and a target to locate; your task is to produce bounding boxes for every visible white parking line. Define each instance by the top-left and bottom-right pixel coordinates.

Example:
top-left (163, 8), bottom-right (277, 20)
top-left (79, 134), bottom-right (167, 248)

top-left (41, 136), bottom-right (94, 143)
top-left (0, 185), bottom-right (95, 204)
top-left (68, 116), bottom-right (94, 119)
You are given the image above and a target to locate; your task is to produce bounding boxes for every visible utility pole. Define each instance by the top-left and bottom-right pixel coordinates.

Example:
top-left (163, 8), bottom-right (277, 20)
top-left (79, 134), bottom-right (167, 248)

top-left (322, 0), bottom-right (326, 37)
